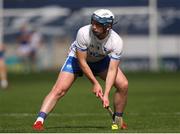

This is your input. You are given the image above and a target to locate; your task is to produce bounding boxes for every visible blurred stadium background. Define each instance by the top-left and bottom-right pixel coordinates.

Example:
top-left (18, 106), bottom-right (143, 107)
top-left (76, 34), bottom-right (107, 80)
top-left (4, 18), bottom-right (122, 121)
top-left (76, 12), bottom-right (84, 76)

top-left (1, 0), bottom-right (180, 72)
top-left (0, 0), bottom-right (180, 133)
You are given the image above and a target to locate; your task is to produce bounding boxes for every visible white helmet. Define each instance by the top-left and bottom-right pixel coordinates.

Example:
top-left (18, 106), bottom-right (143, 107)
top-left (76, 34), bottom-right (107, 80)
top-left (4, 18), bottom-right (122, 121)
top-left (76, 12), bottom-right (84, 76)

top-left (91, 9), bottom-right (115, 26)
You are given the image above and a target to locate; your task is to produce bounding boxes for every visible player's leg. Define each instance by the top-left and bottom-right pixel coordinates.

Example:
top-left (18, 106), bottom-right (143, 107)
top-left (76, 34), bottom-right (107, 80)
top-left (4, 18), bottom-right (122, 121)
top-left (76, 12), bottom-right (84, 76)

top-left (33, 71), bottom-right (77, 130)
top-left (0, 58), bottom-right (8, 89)
top-left (0, 46), bottom-right (8, 89)
top-left (40, 72), bottom-right (76, 113)
top-left (33, 56), bottom-right (81, 130)
top-left (112, 68), bottom-right (128, 113)
top-left (112, 68), bottom-right (128, 129)
top-left (98, 68), bottom-right (128, 129)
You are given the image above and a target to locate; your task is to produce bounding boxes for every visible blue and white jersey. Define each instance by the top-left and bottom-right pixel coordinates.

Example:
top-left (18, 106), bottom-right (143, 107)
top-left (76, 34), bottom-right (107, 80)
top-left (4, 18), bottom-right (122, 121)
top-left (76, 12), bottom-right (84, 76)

top-left (68, 25), bottom-right (123, 62)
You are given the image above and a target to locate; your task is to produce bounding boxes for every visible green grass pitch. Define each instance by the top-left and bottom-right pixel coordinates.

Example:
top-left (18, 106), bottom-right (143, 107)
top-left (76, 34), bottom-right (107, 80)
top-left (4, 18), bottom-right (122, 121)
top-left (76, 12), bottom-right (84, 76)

top-left (0, 71), bottom-right (180, 132)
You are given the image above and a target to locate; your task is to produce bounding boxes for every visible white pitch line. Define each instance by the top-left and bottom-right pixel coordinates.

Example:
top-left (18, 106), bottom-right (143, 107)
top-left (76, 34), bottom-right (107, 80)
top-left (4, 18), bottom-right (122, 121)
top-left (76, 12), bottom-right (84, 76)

top-left (0, 113), bottom-right (106, 117)
top-left (0, 112), bottom-right (180, 117)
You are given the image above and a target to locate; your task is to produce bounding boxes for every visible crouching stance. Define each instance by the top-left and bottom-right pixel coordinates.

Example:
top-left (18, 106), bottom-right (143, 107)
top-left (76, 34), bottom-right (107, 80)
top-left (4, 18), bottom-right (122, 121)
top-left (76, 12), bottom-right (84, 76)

top-left (33, 9), bottom-right (128, 130)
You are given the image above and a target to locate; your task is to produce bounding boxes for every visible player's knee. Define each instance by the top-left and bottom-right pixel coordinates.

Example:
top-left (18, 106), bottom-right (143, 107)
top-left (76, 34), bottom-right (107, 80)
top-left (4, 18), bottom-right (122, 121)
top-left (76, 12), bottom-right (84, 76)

top-left (115, 80), bottom-right (128, 94)
top-left (121, 81), bottom-right (128, 95)
top-left (121, 80), bottom-right (128, 90)
top-left (115, 79), bottom-right (128, 90)
top-left (52, 86), bottom-right (67, 99)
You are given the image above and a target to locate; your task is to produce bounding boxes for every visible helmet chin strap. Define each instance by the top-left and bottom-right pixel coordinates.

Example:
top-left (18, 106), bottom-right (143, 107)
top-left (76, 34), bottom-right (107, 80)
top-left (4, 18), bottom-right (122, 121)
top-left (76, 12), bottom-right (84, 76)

top-left (104, 25), bottom-right (112, 33)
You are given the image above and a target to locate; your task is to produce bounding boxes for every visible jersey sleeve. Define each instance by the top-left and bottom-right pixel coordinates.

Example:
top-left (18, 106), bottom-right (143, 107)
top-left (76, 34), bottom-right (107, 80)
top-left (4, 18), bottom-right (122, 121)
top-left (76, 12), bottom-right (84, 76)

top-left (110, 36), bottom-right (123, 60)
top-left (75, 28), bottom-right (88, 51)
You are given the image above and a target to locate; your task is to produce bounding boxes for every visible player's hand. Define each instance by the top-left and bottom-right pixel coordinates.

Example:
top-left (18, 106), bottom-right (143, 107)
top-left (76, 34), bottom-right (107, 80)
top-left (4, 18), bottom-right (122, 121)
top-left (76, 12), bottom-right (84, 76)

top-left (103, 94), bottom-right (109, 108)
top-left (92, 83), bottom-right (103, 98)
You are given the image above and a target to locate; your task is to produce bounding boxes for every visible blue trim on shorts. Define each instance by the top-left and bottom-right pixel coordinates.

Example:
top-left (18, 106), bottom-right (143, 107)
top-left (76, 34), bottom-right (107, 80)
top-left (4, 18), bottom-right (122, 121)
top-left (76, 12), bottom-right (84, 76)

top-left (61, 56), bottom-right (110, 75)
top-left (61, 56), bottom-right (82, 74)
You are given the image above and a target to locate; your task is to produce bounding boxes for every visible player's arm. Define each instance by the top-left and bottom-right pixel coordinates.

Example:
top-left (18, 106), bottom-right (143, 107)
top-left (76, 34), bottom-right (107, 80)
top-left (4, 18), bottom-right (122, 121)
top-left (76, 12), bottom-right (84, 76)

top-left (76, 50), bottom-right (103, 97)
top-left (103, 59), bottom-right (120, 107)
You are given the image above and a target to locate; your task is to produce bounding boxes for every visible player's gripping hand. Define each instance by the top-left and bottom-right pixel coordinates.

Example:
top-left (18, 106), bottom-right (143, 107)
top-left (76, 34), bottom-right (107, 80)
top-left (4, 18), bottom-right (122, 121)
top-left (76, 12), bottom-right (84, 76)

top-left (91, 83), bottom-right (103, 98)
top-left (98, 93), bottom-right (110, 109)
top-left (102, 94), bottom-right (109, 108)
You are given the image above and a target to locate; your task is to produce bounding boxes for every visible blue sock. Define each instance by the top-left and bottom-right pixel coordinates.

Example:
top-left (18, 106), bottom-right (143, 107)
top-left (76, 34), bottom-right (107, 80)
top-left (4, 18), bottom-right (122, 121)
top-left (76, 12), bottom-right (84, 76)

top-left (38, 112), bottom-right (47, 119)
top-left (113, 112), bottom-right (123, 121)
top-left (114, 112), bottom-right (123, 117)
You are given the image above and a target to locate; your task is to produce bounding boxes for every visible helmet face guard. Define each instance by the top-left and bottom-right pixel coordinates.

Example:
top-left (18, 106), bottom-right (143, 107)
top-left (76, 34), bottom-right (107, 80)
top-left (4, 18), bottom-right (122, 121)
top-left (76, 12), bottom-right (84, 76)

top-left (91, 13), bottom-right (114, 27)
